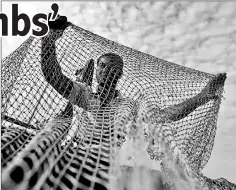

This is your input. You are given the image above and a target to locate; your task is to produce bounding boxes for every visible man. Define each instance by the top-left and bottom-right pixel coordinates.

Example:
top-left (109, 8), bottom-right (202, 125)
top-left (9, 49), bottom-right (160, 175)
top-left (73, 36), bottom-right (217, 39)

top-left (41, 16), bottom-right (226, 189)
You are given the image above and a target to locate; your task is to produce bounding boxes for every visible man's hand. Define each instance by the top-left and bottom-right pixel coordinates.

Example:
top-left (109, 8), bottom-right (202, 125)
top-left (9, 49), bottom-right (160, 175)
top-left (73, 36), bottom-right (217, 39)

top-left (75, 59), bottom-right (94, 86)
top-left (46, 15), bottom-right (69, 40)
top-left (48, 15), bottom-right (68, 29)
top-left (200, 73), bottom-right (227, 99)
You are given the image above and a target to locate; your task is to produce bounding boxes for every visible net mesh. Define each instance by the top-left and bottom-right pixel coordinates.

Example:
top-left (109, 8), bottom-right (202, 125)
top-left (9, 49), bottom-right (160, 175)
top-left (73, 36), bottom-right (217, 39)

top-left (1, 22), bottom-right (235, 190)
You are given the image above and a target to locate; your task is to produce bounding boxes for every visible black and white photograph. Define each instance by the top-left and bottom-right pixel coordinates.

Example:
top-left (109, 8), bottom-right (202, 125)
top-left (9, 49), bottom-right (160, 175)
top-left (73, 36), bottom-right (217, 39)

top-left (1, 1), bottom-right (236, 190)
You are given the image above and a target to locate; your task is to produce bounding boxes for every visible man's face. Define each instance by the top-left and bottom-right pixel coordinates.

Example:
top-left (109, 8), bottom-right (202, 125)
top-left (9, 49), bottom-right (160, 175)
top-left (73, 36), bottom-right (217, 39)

top-left (96, 57), bottom-right (110, 84)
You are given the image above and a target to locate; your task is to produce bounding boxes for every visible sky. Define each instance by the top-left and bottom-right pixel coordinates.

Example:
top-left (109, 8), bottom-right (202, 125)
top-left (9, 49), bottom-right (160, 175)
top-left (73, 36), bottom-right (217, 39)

top-left (1, 1), bottom-right (236, 183)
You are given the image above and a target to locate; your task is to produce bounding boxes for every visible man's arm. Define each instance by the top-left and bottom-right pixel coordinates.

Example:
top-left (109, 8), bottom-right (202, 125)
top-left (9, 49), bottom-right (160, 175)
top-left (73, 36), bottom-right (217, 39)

top-left (41, 20), bottom-right (73, 99)
top-left (160, 73), bottom-right (227, 122)
top-left (41, 16), bottom-right (93, 111)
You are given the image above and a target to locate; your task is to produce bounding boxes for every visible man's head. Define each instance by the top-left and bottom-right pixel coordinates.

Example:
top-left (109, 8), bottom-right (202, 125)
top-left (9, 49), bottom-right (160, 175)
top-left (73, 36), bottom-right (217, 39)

top-left (96, 53), bottom-right (124, 84)
top-left (96, 53), bottom-right (124, 106)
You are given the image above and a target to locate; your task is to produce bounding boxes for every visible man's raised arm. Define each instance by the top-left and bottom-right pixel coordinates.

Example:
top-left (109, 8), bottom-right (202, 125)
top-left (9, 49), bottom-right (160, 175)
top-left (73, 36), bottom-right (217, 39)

top-left (160, 73), bottom-right (227, 122)
top-left (41, 17), bottom-right (73, 99)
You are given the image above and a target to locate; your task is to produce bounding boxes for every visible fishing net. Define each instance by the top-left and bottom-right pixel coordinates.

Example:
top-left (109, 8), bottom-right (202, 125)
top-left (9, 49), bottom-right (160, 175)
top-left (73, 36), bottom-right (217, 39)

top-left (1, 22), bottom-right (235, 190)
